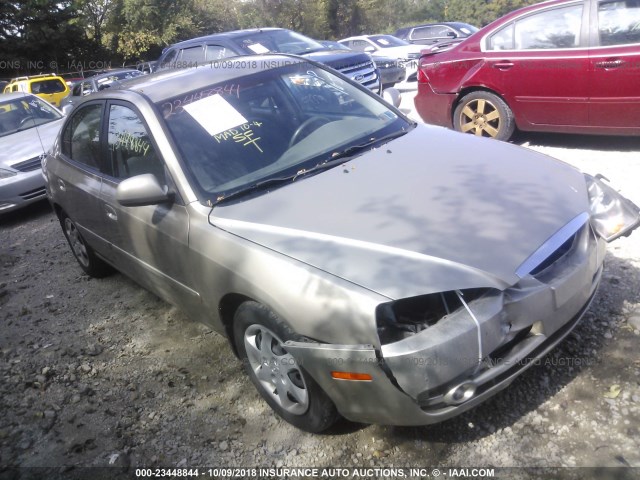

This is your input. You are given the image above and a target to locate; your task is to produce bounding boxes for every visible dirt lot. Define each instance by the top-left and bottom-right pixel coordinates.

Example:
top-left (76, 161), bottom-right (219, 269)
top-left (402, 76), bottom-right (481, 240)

top-left (1, 92), bottom-right (640, 479)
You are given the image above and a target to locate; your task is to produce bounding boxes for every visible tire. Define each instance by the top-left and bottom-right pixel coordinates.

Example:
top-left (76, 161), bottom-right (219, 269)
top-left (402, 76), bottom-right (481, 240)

top-left (453, 91), bottom-right (515, 141)
top-left (59, 212), bottom-right (112, 278)
top-left (233, 301), bottom-right (339, 432)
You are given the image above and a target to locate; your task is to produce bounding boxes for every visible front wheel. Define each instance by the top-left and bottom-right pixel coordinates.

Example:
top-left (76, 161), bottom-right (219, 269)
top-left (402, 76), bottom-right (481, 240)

top-left (233, 301), bottom-right (339, 432)
top-left (453, 91), bottom-right (515, 141)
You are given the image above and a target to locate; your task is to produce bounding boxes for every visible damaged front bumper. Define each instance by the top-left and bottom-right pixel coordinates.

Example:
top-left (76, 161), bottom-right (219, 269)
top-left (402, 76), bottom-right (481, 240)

top-left (285, 215), bottom-right (610, 426)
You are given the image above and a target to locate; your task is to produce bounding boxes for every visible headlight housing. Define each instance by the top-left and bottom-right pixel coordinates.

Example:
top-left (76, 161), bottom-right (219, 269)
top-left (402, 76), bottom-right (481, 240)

top-left (585, 174), bottom-right (640, 242)
top-left (376, 288), bottom-right (493, 345)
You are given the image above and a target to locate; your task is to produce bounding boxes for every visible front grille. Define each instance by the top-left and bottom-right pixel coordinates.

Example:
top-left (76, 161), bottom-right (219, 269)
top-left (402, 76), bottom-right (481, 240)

top-left (337, 60), bottom-right (379, 90)
top-left (530, 232), bottom-right (578, 276)
top-left (12, 156), bottom-right (43, 172)
top-left (20, 186), bottom-right (46, 200)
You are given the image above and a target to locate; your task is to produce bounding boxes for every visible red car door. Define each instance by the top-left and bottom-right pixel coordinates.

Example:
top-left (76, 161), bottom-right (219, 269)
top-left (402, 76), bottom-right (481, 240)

top-left (589, 0), bottom-right (640, 132)
top-left (482, 1), bottom-right (590, 130)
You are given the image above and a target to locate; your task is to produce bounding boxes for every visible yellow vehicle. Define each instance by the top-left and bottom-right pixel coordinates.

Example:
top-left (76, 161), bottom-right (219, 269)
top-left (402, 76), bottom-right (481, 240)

top-left (2, 74), bottom-right (69, 107)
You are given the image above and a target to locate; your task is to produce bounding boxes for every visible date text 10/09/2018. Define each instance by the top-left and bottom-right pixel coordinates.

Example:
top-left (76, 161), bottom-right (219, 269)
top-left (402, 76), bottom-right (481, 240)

top-left (135, 467), bottom-right (497, 478)
top-left (158, 60), bottom-right (301, 70)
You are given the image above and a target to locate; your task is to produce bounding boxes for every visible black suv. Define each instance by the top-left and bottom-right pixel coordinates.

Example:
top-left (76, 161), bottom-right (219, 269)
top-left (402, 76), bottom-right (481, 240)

top-left (156, 28), bottom-right (380, 93)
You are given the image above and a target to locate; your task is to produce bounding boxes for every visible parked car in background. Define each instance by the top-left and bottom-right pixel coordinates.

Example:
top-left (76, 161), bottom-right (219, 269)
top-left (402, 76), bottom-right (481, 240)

top-left (3, 74), bottom-right (70, 107)
top-left (156, 28), bottom-right (380, 93)
top-left (414, 0), bottom-right (640, 141)
top-left (44, 55), bottom-right (639, 432)
top-left (320, 40), bottom-right (405, 88)
top-left (0, 93), bottom-right (64, 212)
top-left (395, 22), bottom-right (479, 45)
top-left (338, 35), bottom-right (423, 81)
top-left (60, 69), bottom-right (144, 112)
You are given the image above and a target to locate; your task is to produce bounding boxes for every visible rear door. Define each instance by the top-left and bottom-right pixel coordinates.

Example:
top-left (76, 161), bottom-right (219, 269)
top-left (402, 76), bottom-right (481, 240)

top-left (50, 101), bottom-right (110, 257)
top-left (482, 1), bottom-right (590, 128)
top-left (589, 0), bottom-right (640, 131)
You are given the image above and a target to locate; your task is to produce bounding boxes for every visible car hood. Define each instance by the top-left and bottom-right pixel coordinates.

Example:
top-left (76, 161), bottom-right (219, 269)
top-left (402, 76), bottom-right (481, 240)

top-left (210, 125), bottom-right (589, 299)
top-left (0, 119), bottom-right (64, 168)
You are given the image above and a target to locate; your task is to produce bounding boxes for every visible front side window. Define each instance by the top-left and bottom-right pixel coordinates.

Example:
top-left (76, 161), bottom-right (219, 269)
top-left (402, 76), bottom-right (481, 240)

top-left (158, 62), bottom-right (410, 203)
top-left (61, 104), bottom-right (103, 170)
top-left (598, 0), bottom-right (640, 46)
top-left (205, 45), bottom-right (235, 61)
top-left (180, 45), bottom-right (205, 62)
top-left (107, 104), bottom-right (165, 183)
top-left (488, 4), bottom-right (583, 50)
top-left (411, 26), bottom-right (443, 40)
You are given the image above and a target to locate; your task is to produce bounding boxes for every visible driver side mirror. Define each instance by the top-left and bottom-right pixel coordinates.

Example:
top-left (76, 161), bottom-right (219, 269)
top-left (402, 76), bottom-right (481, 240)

top-left (116, 173), bottom-right (173, 207)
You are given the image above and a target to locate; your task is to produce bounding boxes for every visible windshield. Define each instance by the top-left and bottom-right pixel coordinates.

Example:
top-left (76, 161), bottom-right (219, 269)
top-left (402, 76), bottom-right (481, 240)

top-left (232, 30), bottom-right (326, 55)
top-left (0, 95), bottom-right (62, 137)
top-left (369, 35), bottom-right (411, 48)
top-left (158, 62), bottom-right (411, 203)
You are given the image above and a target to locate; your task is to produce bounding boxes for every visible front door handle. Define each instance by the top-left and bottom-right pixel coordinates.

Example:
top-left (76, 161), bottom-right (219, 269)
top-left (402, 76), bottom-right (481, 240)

top-left (492, 61), bottom-right (514, 70)
top-left (57, 179), bottom-right (66, 192)
top-left (105, 204), bottom-right (118, 221)
top-left (594, 58), bottom-right (624, 69)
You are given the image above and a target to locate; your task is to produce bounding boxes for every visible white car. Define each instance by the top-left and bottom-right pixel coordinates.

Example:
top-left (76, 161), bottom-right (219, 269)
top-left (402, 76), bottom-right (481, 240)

top-left (0, 93), bottom-right (64, 213)
top-left (339, 34), bottom-right (423, 81)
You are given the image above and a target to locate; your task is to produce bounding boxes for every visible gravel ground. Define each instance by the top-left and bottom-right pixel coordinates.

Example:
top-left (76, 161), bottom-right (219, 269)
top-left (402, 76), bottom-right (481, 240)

top-left (1, 86), bottom-right (639, 479)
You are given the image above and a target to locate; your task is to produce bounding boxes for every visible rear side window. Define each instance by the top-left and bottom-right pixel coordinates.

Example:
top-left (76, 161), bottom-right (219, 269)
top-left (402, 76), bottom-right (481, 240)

top-left (31, 79), bottom-right (66, 94)
top-left (489, 5), bottom-right (583, 50)
top-left (61, 103), bottom-right (103, 170)
top-left (598, 0), bottom-right (640, 45)
top-left (107, 104), bottom-right (165, 183)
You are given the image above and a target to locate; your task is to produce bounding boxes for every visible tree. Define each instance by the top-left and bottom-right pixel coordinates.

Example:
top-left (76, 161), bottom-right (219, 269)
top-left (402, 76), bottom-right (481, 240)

top-left (0, 0), bottom-right (95, 77)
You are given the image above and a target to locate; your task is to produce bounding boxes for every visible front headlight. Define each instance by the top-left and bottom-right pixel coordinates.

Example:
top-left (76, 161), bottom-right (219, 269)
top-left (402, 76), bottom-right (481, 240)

top-left (585, 174), bottom-right (640, 242)
top-left (376, 288), bottom-right (494, 345)
top-left (0, 168), bottom-right (17, 179)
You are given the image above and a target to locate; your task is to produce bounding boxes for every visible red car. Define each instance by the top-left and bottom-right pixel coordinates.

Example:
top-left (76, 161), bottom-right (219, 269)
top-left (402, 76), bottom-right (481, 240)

top-left (414, 0), bottom-right (640, 141)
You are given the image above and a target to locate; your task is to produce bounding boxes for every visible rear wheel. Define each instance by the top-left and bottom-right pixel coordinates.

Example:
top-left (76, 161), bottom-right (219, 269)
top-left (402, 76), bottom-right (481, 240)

top-left (453, 91), bottom-right (515, 141)
top-left (233, 301), bottom-right (339, 432)
top-left (59, 212), bottom-right (111, 277)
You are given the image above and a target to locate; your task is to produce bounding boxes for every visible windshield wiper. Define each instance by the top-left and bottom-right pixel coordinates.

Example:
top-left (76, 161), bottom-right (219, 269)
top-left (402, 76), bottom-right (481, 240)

top-left (328, 128), bottom-right (410, 162)
top-left (211, 128), bottom-right (411, 207)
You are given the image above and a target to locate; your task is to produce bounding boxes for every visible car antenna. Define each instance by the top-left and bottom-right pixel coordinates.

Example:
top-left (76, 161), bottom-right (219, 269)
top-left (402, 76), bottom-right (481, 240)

top-left (25, 95), bottom-right (50, 164)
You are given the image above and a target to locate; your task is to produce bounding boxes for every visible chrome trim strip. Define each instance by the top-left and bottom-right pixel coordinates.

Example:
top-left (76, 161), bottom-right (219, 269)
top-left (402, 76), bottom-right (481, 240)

top-left (515, 212), bottom-right (589, 278)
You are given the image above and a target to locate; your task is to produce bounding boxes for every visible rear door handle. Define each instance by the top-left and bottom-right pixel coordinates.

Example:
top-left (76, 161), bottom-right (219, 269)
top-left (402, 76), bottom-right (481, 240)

top-left (594, 58), bottom-right (624, 69)
top-left (105, 204), bottom-right (118, 221)
top-left (492, 61), bottom-right (514, 70)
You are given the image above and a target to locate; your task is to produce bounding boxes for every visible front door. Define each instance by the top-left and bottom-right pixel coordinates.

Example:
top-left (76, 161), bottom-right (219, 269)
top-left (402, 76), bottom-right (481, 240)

top-left (99, 101), bottom-right (198, 308)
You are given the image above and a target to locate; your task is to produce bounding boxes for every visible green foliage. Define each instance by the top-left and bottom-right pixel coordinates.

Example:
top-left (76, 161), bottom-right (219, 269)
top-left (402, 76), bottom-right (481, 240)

top-left (0, 0), bottom-right (97, 78)
top-left (1, 0), bottom-right (544, 75)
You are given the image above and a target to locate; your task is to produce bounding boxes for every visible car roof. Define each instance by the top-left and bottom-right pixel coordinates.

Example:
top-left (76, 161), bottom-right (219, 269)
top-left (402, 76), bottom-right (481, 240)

top-left (8, 74), bottom-right (64, 82)
top-left (0, 92), bottom-right (32, 100)
top-left (88, 54), bottom-right (306, 104)
top-left (167, 28), bottom-right (287, 49)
